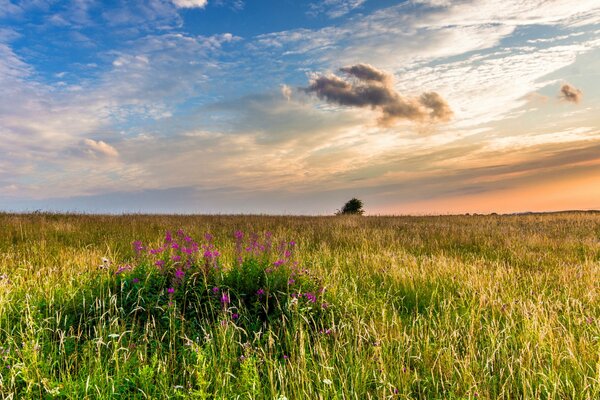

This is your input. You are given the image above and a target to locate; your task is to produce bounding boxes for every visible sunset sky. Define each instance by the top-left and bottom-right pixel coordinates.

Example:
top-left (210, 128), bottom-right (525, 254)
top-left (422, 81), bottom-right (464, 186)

top-left (1, 0), bottom-right (599, 214)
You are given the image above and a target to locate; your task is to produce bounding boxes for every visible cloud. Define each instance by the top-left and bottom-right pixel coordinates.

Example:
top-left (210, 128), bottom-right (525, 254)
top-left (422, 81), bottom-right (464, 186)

top-left (304, 64), bottom-right (453, 125)
top-left (172, 0), bottom-right (208, 8)
top-left (83, 139), bottom-right (119, 157)
top-left (308, 0), bottom-right (366, 18)
top-left (559, 83), bottom-right (582, 103)
top-left (280, 84), bottom-right (292, 101)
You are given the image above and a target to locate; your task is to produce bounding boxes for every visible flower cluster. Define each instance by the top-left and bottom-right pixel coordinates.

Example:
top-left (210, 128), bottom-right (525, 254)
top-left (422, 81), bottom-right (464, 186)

top-left (113, 230), bottom-right (328, 331)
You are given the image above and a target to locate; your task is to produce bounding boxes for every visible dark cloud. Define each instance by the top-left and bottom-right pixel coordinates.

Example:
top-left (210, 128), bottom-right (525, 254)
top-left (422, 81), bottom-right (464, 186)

top-left (559, 84), bottom-right (582, 104)
top-left (304, 63), bottom-right (453, 125)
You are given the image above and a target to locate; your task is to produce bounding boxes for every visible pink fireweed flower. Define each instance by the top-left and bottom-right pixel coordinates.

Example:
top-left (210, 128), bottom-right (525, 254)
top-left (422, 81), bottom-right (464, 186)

top-left (212, 287), bottom-right (220, 294)
top-left (171, 255), bottom-right (181, 262)
top-left (273, 259), bottom-right (285, 267)
top-left (167, 287), bottom-right (175, 294)
top-left (132, 241), bottom-right (144, 254)
top-left (155, 260), bottom-right (165, 268)
top-left (171, 243), bottom-right (180, 250)
top-left (149, 246), bottom-right (166, 255)
top-left (165, 231), bottom-right (173, 244)
top-left (256, 288), bottom-right (265, 297)
top-left (204, 233), bottom-right (214, 243)
top-left (175, 268), bottom-right (185, 280)
top-left (288, 278), bottom-right (295, 285)
top-left (115, 265), bottom-right (132, 275)
top-left (304, 292), bottom-right (316, 303)
top-left (220, 293), bottom-right (230, 304)
top-left (232, 313), bottom-right (239, 320)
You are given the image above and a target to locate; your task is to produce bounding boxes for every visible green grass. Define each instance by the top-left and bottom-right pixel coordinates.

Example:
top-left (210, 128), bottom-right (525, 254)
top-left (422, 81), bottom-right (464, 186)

top-left (0, 212), bottom-right (599, 399)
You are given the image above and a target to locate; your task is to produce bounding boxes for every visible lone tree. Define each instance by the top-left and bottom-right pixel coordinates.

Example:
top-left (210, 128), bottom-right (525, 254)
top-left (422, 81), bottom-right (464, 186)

top-left (337, 198), bottom-right (365, 215)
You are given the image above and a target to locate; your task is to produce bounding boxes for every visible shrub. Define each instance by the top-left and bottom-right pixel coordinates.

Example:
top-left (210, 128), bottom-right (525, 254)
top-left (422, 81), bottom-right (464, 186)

top-left (337, 198), bottom-right (365, 215)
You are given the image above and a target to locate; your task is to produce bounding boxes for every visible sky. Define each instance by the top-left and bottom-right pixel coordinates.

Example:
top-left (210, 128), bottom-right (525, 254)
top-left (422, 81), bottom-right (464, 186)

top-left (0, 0), bottom-right (599, 215)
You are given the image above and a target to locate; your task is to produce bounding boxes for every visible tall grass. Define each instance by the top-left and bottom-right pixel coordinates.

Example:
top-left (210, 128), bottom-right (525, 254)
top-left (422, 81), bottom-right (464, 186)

top-left (0, 212), bottom-right (599, 399)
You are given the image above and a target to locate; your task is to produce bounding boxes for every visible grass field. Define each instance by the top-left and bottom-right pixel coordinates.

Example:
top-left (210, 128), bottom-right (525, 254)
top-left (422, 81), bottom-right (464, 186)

top-left (0, 212), bottom-right (599, 399)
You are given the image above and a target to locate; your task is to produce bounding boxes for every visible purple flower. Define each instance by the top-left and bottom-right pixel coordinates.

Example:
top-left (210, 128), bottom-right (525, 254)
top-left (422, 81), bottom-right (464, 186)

top-left (234, 230), bottom-right (244, 240)
top-left (132, 240), bottom-right (144, 254)
top-left (212, 287), bottom-right (220, 294)
top-left (132, 278), bottom-right (140, 284)
top-left (273, 259), bottom-right (285, 267)
top-left (204, 233), bottom-right (214, 242)
top-left (171, 243), bottom-right (180, 250)
top-left (167, 287), bottom-right (175, 294)
top-left (155, 260), bottom-right (165, 268)
top-left (321, 302), bottom-right (329, 309)
top-left (172, 255), bottom-right (181, 262)
top-left (165, 231), bottom-right (173, 243)
top-left (304, 292), bottom-right (316, 303)
top-left (232, 313), bottom-right (239, 320)
top-left (220, 293), bottom-right (230, 304)
top-left (256, 288), bottom-right (265, 297)
top-left (288, 278), bottom-right (295, 285)
top-left (175, 269), bottom-right (185, 279)
top-left (283, 355), bottom-right (289, 360)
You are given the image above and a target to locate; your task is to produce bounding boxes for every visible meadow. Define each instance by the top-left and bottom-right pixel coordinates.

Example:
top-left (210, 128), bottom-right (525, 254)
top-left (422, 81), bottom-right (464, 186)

top-left (0, 212), bottom-right (599, 399)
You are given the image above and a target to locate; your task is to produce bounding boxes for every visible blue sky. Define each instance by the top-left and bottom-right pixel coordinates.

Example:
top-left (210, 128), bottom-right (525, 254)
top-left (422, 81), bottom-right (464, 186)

top-left (1, 0), bottom-right (599, 214)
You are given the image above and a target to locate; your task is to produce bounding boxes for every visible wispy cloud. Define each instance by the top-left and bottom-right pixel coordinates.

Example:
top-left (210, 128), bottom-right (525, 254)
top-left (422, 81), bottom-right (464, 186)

top-left (172, 0), bottom-right (208, 9)
top-left (308, 0), bottom-right (366, 18)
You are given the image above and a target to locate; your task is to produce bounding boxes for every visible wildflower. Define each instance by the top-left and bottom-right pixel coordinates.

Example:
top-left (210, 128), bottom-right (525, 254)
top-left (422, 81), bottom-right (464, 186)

top-left (115, 265), bottom-right (132, 275)
top-left (283, 354), bottom-right (289, 360)
top-left (165, 231), bottom-right (173, 243)
top-left (172, 255), bottom-right (181, 262)
top-left (175, 269), bottom-right (185, 279)
top-left (232, 313), bottom-right (239, 320)
top-left (133, 240), bottom-right (144, 253)
top-left (321, 302), bottom-right (328, 309)
top-left (304, 292), bottom-right (316, 303)
top-left (220, 293), bottom-right (230, 304)
top-left (167, 287), bottom-right (175, 294)
top-left (132, 278), bottom-right (140, 284)
top-left (256, 288), bottom-right (265, 297)
top-left (212, 287), bottom-right (220, 294)
top-left (155, 260), bottom-right (165, 268)
top-left (288, 278), bottom-right (295, 285)
top-left (204, 233), bottom-right (214, 242)
top-left (274, 259), bottom-right (285, 267)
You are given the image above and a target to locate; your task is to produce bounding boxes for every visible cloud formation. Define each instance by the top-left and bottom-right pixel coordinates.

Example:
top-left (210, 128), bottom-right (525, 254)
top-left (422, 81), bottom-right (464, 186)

top-left (559, 83), bottom-right (582, 103)
top-left (304, 64), bottom-right (453, 125)
top-left (83, 139), bottom-right (119, 158)
top-left (172, 0), bottom-right (208, 8)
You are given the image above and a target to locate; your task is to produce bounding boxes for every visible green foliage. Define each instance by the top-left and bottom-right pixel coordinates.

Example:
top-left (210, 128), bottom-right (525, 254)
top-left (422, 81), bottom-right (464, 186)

top-left (337, 197), bottom-right (365, 215)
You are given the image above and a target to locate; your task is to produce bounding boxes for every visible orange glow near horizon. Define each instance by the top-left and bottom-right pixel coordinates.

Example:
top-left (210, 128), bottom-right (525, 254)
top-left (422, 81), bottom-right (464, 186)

top-left (376, 168), bottom-right (600, 215)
